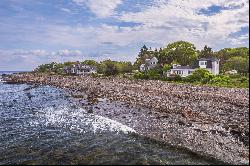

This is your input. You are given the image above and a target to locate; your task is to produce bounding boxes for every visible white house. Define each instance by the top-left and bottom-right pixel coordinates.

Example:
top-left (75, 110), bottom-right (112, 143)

top-left (140, 57), bottom-right (158, 72)
top-left (198, 57), bottom-right (220, 75)
top-left (167, 65), bottom-right (195, 77)
top-left (167, 57), bottom-right (220, 77)
top-left (64, 63), bottom-right (97, 75)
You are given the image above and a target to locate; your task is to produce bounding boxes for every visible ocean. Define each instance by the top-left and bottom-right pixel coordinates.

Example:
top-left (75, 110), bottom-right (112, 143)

top-left (0, 72), bottom-right (222, 165)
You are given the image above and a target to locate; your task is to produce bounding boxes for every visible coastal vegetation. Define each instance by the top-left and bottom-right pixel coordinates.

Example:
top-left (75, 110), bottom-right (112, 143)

top-left (34, 41), bottom-right (249, 88)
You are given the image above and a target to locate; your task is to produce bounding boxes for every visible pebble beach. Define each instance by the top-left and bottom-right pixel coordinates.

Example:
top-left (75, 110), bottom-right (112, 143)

top-left (3, 72), bottom-right (249, 165)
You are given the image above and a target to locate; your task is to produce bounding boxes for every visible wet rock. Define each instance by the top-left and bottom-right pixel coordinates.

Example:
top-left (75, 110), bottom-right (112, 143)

top-left (27, 92), bottom-right (33, 99)
top-left (217, 131), bottom-right (227, 137)
top-left (222, 125), bottom-right (230, 131)
top-left (230, 129), bottom-right (242, 138)
top-left (7, 104), bottom-right (14, 108)
top-left (178, 120), bottom-right (186, 126)
top-left (186, 122), bottom-right (193, 127)
top-left (194, 128), bottom-right (202, 132)
top-left (210, 130), bottom-right (217, 134)
top-left (87, 108), bottom-right (93, 113)
top-left (160, 115), bottom-right (169, 119)
top-left (71, 105), bottom-right (78, 109)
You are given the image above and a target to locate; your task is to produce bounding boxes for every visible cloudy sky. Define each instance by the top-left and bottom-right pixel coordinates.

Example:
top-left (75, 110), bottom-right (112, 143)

top-left (0, 0), bottom-right (249, 71)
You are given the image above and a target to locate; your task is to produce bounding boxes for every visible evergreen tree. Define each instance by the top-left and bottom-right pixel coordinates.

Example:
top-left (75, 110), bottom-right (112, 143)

top-left (199, 45), bottom-right (214, 58)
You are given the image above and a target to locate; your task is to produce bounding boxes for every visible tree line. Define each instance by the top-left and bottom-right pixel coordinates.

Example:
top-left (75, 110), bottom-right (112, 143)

top-left (34, 59), bottom-right (133, 76)
top-left (134, 41), bottom-right (249, 74)
top-left (35, 41), bottom-right (249, 75)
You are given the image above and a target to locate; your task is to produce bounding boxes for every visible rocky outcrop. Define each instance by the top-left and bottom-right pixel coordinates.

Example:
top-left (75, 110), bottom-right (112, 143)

top-left (3, 73), bottom-right (249, 165)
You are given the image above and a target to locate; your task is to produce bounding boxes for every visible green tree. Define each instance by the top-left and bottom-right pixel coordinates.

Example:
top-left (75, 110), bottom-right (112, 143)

top-left (63, 61), bottom-right (75, 66)
top-left (82, 60), bottom-right (99, 66)
top-left (133, 45), bottom-right (153, 70)
top-left (198, 45), bottom-right (214, 58)
top-left (35, 62), bottom-right (59, 73)
top-left (160, 41), bottom-right (198, 66)
top-left (139, 45), bottom-right (149, 58)
top-left (222, 56), bottom-right (249, 74)
top-left (162, 64), bottom-right (171, 72)
top-left (102, 60), bottom-right (118, 76)
top-left (215, 47), bottom-right (249, 69)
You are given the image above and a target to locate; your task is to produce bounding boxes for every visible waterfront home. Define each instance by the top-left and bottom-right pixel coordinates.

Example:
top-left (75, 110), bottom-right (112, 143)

top-left (64, 63), bottom-right (97, 75)
top-left (167, 57), bottom-right (220, 77)
top-left (140, 57), bottom-right (158, 72)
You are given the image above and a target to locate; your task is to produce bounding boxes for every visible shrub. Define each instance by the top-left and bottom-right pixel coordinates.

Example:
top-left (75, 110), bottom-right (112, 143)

top-left (134, 71), bottom-right (146, 79)
top-left (209, 75), bottom-right (230, 86)
top-left (185, 68), bottom-right (214, 83)
top-left (167, 74), bottom-right (182, 81)
top-left (147, 69), bottom-right (161, 80)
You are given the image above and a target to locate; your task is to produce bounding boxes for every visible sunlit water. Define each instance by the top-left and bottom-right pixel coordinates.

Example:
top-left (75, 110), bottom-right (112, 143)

top-left (0, 72), bottom-right (224, 165)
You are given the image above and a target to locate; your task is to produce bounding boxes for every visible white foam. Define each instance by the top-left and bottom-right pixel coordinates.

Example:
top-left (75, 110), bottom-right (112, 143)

top-left (91, 115), bottom-right (136, 134)
top-left (31, 106), bottom-right (136, 134)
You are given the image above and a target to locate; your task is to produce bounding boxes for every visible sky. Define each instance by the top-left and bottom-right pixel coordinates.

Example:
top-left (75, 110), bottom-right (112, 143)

top-left (0, 0), bottom-right (249, 71)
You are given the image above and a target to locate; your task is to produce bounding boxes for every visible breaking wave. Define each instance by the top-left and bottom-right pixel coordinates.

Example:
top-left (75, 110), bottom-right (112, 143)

top-left (31, 106), bottom-right (136, 134)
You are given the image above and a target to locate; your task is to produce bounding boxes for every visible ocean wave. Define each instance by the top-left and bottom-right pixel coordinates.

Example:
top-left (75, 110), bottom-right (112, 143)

top-left (30, 106), bottom-right (136, 134)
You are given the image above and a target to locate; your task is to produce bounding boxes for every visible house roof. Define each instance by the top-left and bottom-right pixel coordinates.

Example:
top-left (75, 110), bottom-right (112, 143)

top-left (150, 57), bottom-right (158, 62)
top-left (65, 64), bottom-right (97, 70)
top-left (198, 57), bottom-right (219, 61)
top-left (172, 66), bottom-right (194, 70)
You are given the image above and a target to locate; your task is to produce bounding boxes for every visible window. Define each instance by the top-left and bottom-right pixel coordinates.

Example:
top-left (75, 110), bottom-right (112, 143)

top-left (175, 70), bottom-right (183, 75)
top-left (200, 61), bottom-right (207, 65)
top-left (188, 70), bottom-right (193, 74)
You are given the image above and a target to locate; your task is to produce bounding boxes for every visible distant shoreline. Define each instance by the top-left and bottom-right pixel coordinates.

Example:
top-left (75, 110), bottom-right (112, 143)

top-left (0, 71), bottom-right (30, 74)
top-left (2, 72), bottom-right (249, 165)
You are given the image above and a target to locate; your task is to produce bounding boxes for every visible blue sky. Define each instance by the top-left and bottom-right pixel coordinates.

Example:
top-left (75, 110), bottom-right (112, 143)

top-left (0, 0), bottom-right (249, 70)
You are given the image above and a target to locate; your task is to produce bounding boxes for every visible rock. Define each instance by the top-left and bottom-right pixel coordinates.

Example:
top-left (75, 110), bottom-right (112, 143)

top-left (161, 115), bottom-right (169, 119)
top-left (230, 129), bottom-right (242, 138)
top-left (87, 108), bottom-right (93, 113)
top-left (178, 120), bottom-right (186, 126)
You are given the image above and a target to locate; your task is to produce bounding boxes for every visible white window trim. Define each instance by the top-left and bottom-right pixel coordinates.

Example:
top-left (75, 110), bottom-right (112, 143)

top-left (199, 61), bottom-right (207, 66)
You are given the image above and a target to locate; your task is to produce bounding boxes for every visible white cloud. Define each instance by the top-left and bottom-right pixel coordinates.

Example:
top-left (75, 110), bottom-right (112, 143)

top-left (72, 0), bottom-right (123, 18)
top-left (2, 1), bottom-right (249, 50)
top-left (0, 49), bottom-right (86, 70)
top-left (0, 0), bottom-right (248, 71)
top-left (115, 0), bottom-right (249, 48)
top-left (55, 49), bottom-right (82, 56)
top-left (228, 33), bottom-right (249, 45)
top-left (61, 8), bottom-right (72, 13)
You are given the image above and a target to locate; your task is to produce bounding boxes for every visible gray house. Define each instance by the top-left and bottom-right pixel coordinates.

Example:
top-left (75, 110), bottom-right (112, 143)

top-left (140, 57), bottom-right (158, 72)
top-left (167, 57), bottom-right (220, 77)
top-left (64, 63), bottom-right (97, 75)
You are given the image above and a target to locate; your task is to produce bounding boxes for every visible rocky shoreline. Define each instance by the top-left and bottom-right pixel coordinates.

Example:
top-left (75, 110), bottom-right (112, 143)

top-left (2, 72), bottom-right (249, 165)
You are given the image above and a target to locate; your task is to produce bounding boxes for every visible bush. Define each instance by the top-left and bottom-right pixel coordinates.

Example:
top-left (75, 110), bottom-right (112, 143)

top-left (185, 68), bottom-right (214, 83)
top-left (166, 74), bottom-right (182, 81)
top-left (209, 75), bottom-right (230, 85)
top-left (134, 71), bottom-right (147, 79)
top-left (147, 70), bottom-right (161, 80)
